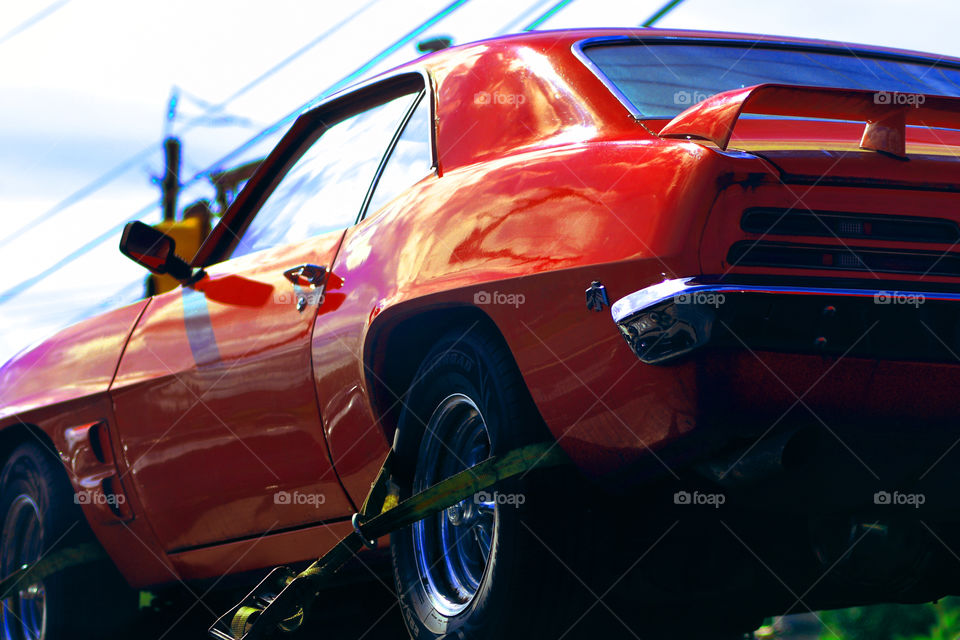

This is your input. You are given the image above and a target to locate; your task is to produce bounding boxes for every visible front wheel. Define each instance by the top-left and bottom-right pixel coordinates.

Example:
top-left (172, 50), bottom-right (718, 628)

top-left (0, 442), bottom-right (135, 640)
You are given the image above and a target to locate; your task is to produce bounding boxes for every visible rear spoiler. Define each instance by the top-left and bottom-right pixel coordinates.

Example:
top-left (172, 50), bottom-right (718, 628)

top-left (658, 83), bottom-right (960, 158)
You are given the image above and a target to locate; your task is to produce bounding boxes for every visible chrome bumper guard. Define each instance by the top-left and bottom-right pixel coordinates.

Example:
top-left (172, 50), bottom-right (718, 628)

top-left (611, 278), bottom-right (960, 365)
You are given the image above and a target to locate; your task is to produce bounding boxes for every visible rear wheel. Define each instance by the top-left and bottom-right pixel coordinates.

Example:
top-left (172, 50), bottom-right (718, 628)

top-left (388, 327), bottom-right (764, 640)
top-left (391, 327), bottom-right (581, 639)
top-left (0, 442), bottom-right (135, 640)
top-left (410, 392), bottom-right (496, 617)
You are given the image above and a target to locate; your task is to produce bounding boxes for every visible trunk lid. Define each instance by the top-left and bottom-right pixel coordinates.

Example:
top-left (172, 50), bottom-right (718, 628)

top-left (651, 84), bottom-right (960, 284)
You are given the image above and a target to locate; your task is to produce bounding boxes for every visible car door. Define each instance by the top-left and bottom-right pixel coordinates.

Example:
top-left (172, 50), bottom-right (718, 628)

top-left (110, 84), bottom-right (422, 552)
top-left (310, 90), bottom-right (439, 504)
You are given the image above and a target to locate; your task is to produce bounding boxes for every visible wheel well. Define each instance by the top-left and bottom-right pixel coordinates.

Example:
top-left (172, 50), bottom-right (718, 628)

top-left (0, 422), bottom-right (59, 472)
top-left (366, 305), bottom-right (520, 443)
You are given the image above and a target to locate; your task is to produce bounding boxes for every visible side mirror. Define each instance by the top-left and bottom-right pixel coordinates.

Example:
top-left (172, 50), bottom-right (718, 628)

top-left (119, 221), bottom-right (193, 281)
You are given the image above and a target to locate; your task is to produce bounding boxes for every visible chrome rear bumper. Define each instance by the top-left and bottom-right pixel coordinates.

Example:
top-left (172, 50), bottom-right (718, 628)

top-left (612, 278), bottom-right (960, 365)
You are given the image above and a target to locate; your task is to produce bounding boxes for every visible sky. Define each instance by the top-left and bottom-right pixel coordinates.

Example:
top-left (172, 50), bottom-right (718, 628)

top-left (1, 0), bottom-right (959, 365)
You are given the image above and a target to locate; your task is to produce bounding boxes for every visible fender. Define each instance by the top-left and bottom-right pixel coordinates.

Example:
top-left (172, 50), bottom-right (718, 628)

top-left (0, 300), bottom-right (174, 587)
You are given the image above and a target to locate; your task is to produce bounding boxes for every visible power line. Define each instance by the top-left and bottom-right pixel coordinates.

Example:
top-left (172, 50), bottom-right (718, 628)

top-left (179, 0), bottom-right (382, 131)
top-left (47, 0), bottom-right (565, 317)
top-left (191, 0), bottom-right (576, 182)
top-left (0, 0), bottom-right (473, 306)
top-left (0, 0), bottom-right (70, 47)
top-left (1, 0), bottom-right (579, 308)
top-left (183, 0), bottom-right (471, 184)
top-left (0, 203), bottom-right (154, 306)
top-left (0, 146), bottom-right (158, 253)
top-left (498, 0), bottom-right (557, 34)
top-left (641, 0), bottom-right (685, 27)
top-left (0, 0), bottom-right (381, 252)
top-left (522, 0), bottom-right (576, 30)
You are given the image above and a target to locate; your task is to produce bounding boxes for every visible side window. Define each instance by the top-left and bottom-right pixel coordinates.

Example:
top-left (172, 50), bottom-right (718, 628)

top-left (364, 93), bottom-right (433, 216)
top-left (231, 92), bottom-right (417, 258)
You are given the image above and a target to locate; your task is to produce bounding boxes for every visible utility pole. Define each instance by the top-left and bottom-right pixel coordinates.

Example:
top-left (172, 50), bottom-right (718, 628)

top-left (161, 87), bottom-right (180, 222)
top-left (161, 136), bottom-right (180, 222)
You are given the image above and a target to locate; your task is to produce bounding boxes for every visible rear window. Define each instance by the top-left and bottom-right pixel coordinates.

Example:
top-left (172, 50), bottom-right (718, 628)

top-left (581, 41), bottom-right (960, 118)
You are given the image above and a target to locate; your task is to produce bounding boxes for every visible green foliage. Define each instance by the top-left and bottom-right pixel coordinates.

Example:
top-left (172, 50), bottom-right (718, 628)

top-left (817, 599), bottom-right (960, 640)
top-left (897, 599), bottom-right (960, 640)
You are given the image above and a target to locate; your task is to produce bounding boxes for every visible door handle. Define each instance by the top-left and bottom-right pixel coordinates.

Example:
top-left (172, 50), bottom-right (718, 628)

top-left (283, 264), bottom-right (326, 287)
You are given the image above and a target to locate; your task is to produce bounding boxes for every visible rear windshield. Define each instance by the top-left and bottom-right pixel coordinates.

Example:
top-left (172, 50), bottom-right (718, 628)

top-left (582, 41), bottom-right (960, 118)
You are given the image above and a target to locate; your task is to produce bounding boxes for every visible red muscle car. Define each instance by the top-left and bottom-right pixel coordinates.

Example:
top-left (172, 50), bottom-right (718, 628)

top-left (4, 28), bottom-right (960, 640)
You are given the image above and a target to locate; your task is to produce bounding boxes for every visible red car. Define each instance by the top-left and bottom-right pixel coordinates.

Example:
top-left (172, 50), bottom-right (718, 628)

top-left (4, 27), bottom-right (960, 640)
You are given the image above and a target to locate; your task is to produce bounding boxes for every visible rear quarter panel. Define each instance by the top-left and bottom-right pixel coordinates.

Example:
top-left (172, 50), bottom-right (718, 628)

top-left (321, 136), bottom-right (733, 491)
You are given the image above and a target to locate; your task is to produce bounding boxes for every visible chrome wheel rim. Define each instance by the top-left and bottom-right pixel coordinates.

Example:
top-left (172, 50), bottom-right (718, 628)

top-left (412, 393), bottom-right (496, 617)
top-left (1, 494), bottom-right (46, 640)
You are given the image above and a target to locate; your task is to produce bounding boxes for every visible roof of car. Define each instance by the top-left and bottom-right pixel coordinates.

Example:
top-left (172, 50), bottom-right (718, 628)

top-left (411, 27), bottom-right (960, 68)
top-left (389, 28), bottom-right (960, 170)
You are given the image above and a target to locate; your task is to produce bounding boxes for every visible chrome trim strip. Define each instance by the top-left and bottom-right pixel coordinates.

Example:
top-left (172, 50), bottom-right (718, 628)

top-left (571, 37), bottom-right (644, 119)
top-left (358, 89), bottom-right (434, 223)
top-left (611, 277), bottom-right (960, 324)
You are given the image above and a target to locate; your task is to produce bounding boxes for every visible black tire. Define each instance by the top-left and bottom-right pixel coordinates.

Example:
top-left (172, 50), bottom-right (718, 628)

top-left (391, 326), bottom-right (587, 640)
top-left (388, 327), bottom-right (765, 640)
top-left (0, 442), bottom-right (135, 640)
